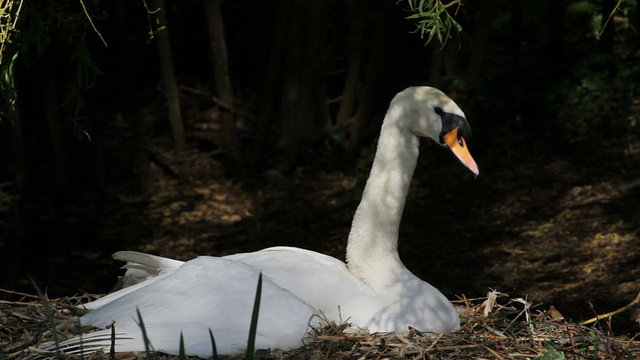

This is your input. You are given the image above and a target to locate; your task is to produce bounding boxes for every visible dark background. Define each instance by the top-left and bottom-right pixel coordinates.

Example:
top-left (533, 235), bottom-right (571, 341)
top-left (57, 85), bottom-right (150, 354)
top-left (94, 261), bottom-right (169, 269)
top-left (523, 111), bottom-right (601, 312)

top-left (1, 0), bottom-right (639, 334)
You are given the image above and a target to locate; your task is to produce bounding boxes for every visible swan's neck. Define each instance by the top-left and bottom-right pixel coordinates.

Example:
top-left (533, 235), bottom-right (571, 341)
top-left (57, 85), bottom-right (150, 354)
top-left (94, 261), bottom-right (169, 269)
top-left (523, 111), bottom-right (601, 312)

top-left (346, 117), bottom-right (420, 291)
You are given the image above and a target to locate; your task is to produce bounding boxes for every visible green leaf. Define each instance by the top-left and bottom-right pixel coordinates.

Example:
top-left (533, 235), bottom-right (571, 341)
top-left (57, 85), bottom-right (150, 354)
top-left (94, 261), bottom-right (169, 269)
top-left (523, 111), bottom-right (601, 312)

top-left (179, 332), bottom-right (186, 360)
top-left (245, 273), bottom-right (263, 360)
top-left (208, 329), bottom-right (218, 359)
top-left (402, 0), bottom-right (463, 46)
top-left (29, 276), bottom-right (61, 357)
top-left (535, 341), bottom-right (566, 360)
top-left (136, 307), bottom-right (155, 358)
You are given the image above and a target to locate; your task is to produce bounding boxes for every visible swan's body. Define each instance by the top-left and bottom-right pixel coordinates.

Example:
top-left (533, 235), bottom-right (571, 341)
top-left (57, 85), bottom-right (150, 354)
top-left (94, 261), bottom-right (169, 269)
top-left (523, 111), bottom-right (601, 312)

top-left (52, 86), bottom-right (478, 357)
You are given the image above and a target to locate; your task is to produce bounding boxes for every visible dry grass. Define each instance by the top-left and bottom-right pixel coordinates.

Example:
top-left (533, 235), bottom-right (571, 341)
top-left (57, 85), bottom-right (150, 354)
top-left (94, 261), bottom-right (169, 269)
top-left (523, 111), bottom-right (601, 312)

top-left (2, 289), bottom-right (639, 360)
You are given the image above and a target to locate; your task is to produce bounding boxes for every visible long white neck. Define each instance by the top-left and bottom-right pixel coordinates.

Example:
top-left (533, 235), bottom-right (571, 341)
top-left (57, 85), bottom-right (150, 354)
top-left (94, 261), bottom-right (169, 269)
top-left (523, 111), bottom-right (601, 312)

top-left (346, 107), bottom-right (420, 292)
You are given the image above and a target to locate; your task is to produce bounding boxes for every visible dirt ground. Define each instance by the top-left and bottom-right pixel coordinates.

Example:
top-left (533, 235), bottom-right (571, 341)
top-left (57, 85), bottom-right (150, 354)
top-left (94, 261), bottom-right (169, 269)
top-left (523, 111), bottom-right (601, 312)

top-left (3, 107), bottom-right (639, 341)
top-left (84, 125), bottom-right (640, 338)
top-left (2, 110), bottom-right (640, 360)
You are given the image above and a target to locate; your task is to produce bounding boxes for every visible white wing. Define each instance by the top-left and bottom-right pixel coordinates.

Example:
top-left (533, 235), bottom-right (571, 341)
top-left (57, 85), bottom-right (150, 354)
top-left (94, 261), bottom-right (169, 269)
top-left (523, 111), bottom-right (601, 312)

top-left (65, 257), bottom-right (317, 357)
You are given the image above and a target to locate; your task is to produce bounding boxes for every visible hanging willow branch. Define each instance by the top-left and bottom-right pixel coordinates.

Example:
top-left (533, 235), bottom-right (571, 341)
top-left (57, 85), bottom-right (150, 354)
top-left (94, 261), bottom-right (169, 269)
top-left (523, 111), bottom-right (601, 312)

top-left (79, 0), bottom-right (108, 47)
top-left (0, 0), bottom-right (23, 61)
top-left (405, 0), bottom-right (463, 45)
top-left (0, 0), bottom-right (24, 108)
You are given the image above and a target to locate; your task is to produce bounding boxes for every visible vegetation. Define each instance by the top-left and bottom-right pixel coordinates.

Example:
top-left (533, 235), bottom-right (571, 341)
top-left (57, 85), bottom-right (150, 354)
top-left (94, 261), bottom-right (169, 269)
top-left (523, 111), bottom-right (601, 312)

top-left (2, 288), bottom-right (639, 358)
top-left (406, 0), bottom-right (463, 44)
top-left (0, 0), bottom-right (23, 108)
top-left (0, 0), bottom-right (639, 358)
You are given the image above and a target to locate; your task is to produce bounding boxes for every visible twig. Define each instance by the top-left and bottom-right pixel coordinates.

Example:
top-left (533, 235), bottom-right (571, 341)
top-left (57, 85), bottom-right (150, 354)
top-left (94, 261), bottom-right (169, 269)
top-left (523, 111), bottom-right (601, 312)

top-left (482, 344), bottom-right (505, 360)
top-left (580, 290), bottom-right (640, 325)
top-left (0, 299), bottom-right (44, 306)
top-left (179, 85), bottom-right (250, 118)
top-left (146, 142), bottom-right (240, 163)
top-left (79, 0), bottom-right (107, 47)
top-left (0, 0), bottom-right (24, 61)
top-left (443, 0), bottom-right (463, 9)
top-left (423, 332), bottom-right (443, 352)
top-left (0, 287), bottom-right (43, 299)
top-left (598, 0), bottom-right (622, 39)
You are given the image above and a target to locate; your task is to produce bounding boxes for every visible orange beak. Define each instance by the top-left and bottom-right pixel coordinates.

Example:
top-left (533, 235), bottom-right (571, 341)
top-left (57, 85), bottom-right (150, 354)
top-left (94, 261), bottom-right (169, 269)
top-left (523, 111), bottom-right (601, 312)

top-left (442, 128), bottom-right (480, 176)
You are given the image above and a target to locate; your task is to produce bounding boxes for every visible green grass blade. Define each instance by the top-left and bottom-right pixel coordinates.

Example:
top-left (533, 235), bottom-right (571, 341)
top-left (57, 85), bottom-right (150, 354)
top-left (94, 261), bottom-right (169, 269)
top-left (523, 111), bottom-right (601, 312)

top-left (208, 329), bottom-right (218, 360)
top-left (28, 275), bottom-right (61, 358)
top-left (178, 331), bottom-right (186, 360)
top-left (136, 307), bottom-right (154, 359)
top-left (245, 273), bottom-right (263, 360)
top-left (109, 322), bottom-right (116, 359)
top-left (535, 341), bottom-right (566, 360)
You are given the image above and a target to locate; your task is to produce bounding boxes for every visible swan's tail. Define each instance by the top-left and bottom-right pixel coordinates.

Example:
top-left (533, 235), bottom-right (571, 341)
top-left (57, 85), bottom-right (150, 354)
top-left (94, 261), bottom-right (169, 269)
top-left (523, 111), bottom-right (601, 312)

top-left (113, 251), bottom-right (184, 288)
top-left (80, 252), bottom-right (184, 310)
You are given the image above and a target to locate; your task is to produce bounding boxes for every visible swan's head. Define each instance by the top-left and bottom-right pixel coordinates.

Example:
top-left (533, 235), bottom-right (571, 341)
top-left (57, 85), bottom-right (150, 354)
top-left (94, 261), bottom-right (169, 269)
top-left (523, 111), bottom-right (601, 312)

top-left (391, 86), bottom-right (479, 176)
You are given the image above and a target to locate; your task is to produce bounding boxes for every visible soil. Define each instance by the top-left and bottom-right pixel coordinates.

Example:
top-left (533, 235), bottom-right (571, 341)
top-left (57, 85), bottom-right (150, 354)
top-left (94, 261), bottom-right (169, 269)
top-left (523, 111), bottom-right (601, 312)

top-left (73, 126), bottom-right (640, 336)
top-left (2, 107), bottom-right (639, 339)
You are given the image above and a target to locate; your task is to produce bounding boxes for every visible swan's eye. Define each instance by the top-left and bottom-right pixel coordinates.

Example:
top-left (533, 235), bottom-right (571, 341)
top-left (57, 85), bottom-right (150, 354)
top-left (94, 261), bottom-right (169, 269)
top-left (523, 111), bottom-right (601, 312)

top-left (458, 132), bottom-right (465, 148)
top-left (434, 107), bottom-right (444, 115)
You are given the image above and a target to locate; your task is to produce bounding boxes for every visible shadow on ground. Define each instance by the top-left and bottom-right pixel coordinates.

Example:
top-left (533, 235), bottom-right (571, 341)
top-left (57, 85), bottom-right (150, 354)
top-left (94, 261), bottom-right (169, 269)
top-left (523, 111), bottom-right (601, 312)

top-left (2, 117), bottom-right (639, 337)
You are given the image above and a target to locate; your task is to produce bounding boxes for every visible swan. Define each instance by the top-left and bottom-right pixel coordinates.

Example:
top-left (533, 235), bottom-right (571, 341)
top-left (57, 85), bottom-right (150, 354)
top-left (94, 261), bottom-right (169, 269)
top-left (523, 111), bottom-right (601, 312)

top-left (50, 86), bottom-right (479, 357)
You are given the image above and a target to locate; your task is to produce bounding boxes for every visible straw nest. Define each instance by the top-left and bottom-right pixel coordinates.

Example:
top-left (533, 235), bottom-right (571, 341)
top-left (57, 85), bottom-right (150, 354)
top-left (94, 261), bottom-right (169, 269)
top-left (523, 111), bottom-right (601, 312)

top-left (2, 288), bottom-right (639, 359)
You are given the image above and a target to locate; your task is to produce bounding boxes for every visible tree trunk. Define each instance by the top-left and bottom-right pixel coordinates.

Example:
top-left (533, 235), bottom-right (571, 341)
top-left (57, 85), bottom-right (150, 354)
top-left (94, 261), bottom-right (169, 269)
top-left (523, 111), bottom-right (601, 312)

top-left (336, 0), bottom-right (365, 127)
top-left (152, 0), bottom-right (187, 181)
top-left (133, 111), bottom-right (153, 194)
top-left (548, 0), bottom-right (565, 56)
top-left (43, 61), bottom-right (69, 192)
top-left (467, 0), bottom-right (496, 81)
top-left (428, 41), bottom-right (444, 86)
top-left (346, 3), bottom-right (389, 153)
top-left (279, 1), bottom-right (329, 156)
top-left (90, 114), bottom-right (109, 196)
top-left (510, 0), bottom-right (523, 73)
top-left (4, 100), bottom-right (25, 292)
top-left (115, 0), bottom-right (151, 194)
top-left (203, 0), bottom-right (240, 170)
top-left (256, 4), bottom-right (286, 145)
top-left (637, 0), bottom-right (640, 49)
top-left (9, 100), bottom-right (26, 194)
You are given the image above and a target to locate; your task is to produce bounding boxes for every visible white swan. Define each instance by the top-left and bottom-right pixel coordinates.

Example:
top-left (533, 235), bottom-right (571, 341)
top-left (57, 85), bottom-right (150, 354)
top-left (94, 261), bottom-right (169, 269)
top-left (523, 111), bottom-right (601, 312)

top-left (51, 86), bottom-right (478, 357)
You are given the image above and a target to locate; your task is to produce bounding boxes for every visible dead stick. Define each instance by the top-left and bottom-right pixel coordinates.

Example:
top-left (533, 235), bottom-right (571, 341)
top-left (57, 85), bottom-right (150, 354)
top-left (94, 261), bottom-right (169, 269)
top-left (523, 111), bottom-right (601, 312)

top-left (580, 290), bottom-right (640, 325)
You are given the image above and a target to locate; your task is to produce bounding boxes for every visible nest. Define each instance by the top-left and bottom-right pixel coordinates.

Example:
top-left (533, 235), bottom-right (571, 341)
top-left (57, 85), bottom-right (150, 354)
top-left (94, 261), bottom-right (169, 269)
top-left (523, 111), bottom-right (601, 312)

top-left (1, 289), bottom-right (639, 359)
